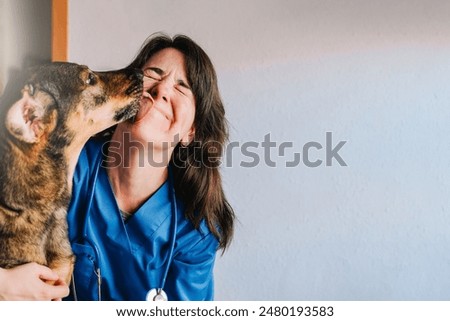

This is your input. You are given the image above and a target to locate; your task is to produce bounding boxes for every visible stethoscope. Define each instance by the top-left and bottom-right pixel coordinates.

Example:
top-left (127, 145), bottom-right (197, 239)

top-left (146, 166), bottom-right (178, 301)
top-left (71, 146), bottom-right (177, 301)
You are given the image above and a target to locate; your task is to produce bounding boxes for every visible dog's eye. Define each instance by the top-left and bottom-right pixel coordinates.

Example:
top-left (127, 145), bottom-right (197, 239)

top-left (86, 73), bottom-right (97, 86)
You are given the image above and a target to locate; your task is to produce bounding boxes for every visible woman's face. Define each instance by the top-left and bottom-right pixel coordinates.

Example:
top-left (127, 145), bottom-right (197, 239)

top-left (125, 48), bottom-right (196, 149)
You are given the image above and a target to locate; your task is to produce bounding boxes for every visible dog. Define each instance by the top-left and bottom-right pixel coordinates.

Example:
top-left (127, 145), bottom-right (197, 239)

top-left (0, 62), bottom-right (142, 285)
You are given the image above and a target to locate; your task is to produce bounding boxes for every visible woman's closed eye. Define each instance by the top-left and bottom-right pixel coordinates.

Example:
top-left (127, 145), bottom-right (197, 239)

top-left (143, 68), bottom-right (163, 81)
top-left (176, 80), bottom-right (192, 96)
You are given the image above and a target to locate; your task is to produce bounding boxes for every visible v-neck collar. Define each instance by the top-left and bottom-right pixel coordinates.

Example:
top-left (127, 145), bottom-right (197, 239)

top-left (95, 164), bottom-right (173, 253)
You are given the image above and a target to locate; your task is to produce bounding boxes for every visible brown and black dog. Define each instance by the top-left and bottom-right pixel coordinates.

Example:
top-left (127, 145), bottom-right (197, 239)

top-left (0, 62), bottom-right (142, 285)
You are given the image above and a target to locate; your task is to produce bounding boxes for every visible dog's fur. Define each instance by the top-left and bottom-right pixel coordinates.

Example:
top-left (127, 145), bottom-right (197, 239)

top-left (0, 62), bottom-right (142, 284)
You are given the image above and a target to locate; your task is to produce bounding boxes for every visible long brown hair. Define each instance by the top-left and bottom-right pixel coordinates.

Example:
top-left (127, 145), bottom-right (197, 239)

top-left (127, 33), bottom-right (235, 250)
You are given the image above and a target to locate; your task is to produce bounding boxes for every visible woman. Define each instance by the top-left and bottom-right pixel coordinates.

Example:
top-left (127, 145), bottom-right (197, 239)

top-left (0, 33), bottom-right (234, 301)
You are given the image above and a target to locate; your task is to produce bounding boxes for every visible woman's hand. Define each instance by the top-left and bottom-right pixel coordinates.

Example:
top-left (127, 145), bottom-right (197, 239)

top-left (0, 262), bottom-right (70, 301)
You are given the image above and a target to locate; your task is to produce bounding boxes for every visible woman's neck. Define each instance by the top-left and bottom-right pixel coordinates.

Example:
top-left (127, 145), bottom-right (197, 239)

top-left (106, 127), bottom-right (171, 214)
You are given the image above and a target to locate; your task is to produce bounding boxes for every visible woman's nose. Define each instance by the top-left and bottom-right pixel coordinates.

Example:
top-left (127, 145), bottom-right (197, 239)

top-left (150, 83), bottom-right (168, 102)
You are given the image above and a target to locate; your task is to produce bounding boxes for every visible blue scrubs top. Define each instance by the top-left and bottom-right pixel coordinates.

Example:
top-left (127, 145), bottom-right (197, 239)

top-left (65, 137), bottom-right (219, 301)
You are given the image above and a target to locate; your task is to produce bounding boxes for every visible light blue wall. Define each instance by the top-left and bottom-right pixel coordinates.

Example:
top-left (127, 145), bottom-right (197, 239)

top-left (69, 0), bottom-right (450, 300)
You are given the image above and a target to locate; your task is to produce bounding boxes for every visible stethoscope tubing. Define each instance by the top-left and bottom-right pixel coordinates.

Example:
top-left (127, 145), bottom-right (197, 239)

top-left (162, 166), bottom-right (178, 289)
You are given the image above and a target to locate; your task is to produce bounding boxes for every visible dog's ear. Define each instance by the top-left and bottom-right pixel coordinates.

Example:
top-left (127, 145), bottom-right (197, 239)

top-left (5, 89), bottom-right (49, 143)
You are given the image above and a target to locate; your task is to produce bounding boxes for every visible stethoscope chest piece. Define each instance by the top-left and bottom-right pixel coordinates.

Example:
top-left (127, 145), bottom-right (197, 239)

top-left (146, 288), bottom-right (168, 301)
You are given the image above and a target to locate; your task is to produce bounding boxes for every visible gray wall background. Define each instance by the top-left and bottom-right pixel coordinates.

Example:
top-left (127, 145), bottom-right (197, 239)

top-left (68, 0), bottom-right (450, 300)
top-left (0, 0), bottom-right (51, 95)
top-left (4, 0), bottom-right (450, 300)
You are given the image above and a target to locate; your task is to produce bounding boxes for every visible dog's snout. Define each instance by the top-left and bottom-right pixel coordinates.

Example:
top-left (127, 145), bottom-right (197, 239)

top-left (123, 69), bottom-right (143, 98)
top-left (127, 69), bottom-right (143, 91)
top-left (123, 68), bottom-right (143, 82)
top-left (133, 69), bottom-right (144, 81)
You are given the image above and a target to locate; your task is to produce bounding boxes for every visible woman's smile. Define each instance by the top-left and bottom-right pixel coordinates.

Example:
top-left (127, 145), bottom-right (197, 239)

top-left (135, 93), bottom-right (172, 124)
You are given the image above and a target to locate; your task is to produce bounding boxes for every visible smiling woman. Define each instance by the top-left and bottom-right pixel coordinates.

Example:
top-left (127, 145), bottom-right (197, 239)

top-left (63, 33), bottom-right (235, 301)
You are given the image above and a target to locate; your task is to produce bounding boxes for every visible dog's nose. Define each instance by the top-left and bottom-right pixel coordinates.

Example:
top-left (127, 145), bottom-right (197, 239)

top-left (130, 70), bottom-right (144, 92)
top-left (133, 69), bottom-right (144, 81)
top-left (123, 68), bottom-right (143, 82)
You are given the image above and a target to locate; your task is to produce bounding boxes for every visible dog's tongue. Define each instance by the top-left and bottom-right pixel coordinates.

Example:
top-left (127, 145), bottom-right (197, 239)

top-left (143, 91), bottom-right (152, 99)
top-left (133, 95), bottom-right (152, 122)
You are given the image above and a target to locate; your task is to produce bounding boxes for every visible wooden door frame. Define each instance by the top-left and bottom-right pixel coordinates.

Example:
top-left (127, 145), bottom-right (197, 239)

top-left (52, 0), bottom-right (68, 61)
